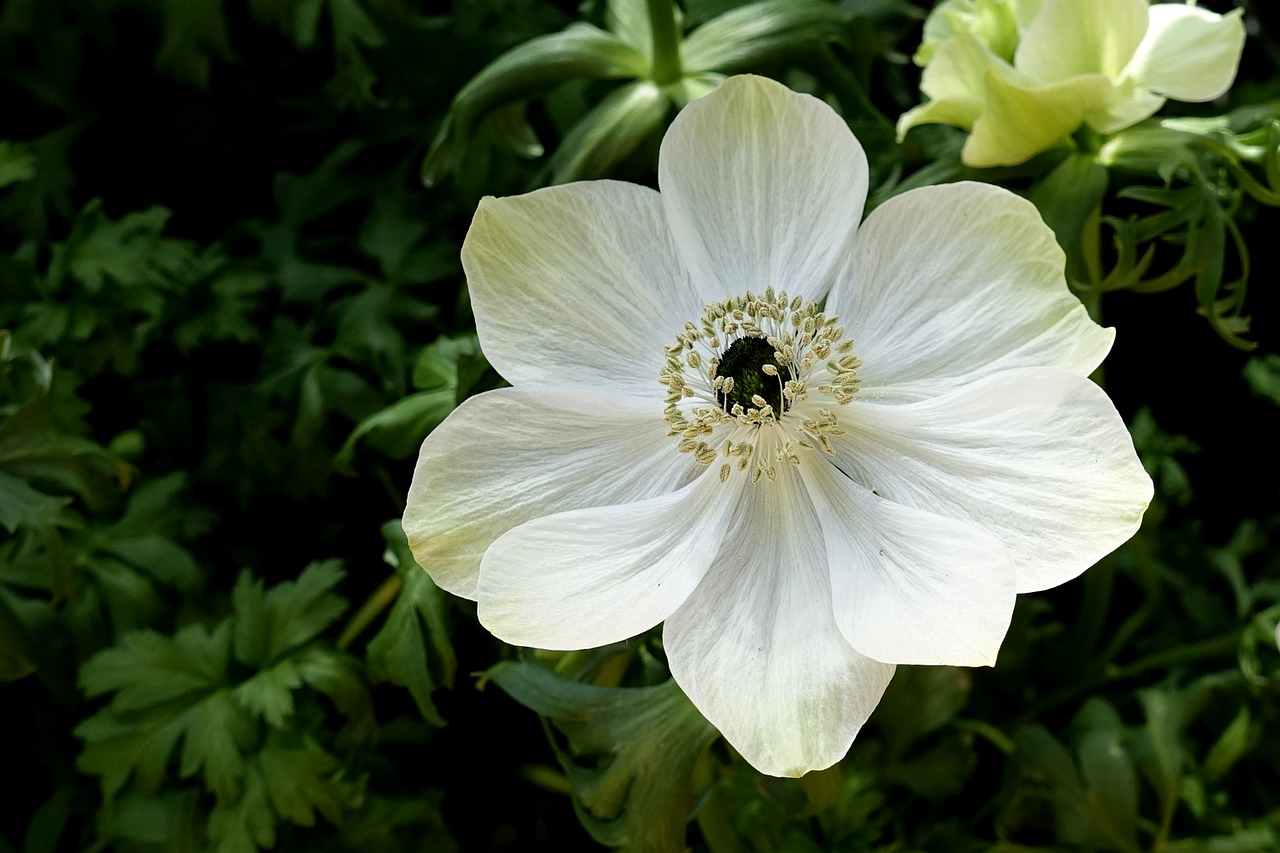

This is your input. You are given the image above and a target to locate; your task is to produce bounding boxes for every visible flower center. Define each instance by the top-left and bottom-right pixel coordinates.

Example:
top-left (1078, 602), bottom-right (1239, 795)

top-left (659, 287), bottom-right (862, 484)
top-left (714, 336), bottom-right (783, 414)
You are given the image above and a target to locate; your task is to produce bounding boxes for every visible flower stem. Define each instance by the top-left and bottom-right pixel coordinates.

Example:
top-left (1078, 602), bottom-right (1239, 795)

top-left (646, 0), bottom-right (683, 85)
top-left (337, 574), bottom-right (403, 650)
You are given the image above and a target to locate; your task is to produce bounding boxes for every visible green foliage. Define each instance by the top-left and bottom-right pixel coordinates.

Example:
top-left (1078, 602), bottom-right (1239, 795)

top-left (487, 659), bottom-right (718, 852)
top-left (76, 561), bottom-right (371, 851)
top-left (362, 521), bottom-right (457, 726)
top-left (2, 1), bottom-right (1279, 851)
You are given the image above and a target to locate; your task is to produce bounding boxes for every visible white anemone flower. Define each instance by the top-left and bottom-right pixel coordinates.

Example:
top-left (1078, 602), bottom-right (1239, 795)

top-left (404, 74), bottom-right (1153, 777)
top-left (899, 0), bottom-right (1246, 167)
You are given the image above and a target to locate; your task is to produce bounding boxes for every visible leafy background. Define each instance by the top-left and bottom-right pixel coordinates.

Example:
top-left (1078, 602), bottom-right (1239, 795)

top-left (1, 0), bottom-right (1278, 851)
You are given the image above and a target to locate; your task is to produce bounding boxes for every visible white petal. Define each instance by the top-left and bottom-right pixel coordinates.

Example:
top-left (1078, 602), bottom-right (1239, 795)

top-left (658, 75), bottom-right (868, 304)
top-left (1014, 0), bottom-right (1148, 83)
top-left (402, 388), bottom-right (693, 599)
top-left (827, 182), bottom-right (1112, 402)
top-left (1124, 5), bottom-right (1244, 103)
top-left (801, 460), bottom-right (1016, 667)
top-left (476, 464), bottom-right (745, 650)
top-left (463, 181), bottom-right (700, 402)
top-left (664, 462), bottom-right (895, 777)
top-left (833, 368), bottom-right (1153, 594)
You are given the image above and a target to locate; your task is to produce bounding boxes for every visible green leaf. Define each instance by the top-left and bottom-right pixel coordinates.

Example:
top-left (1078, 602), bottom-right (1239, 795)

top-left (1028, 152), bottom-right (1108, 284)
top-left (548, 79), bottom-right (671, 183)
top-left (487, 661), bottom-right (717, 852)
top-left (232, 560), bottom-right (347, 667)
top-left (80, 622), bottom-right (230, 710)
top-left (335, 334), bottom-right (489, 469)
top-left (1202, 704), bottom-right (1253, 784)
top-left (148, 0), bottom-right (236, 88)
top-left (233, 658), bottom-right (304, 729)
top-left (1003, 725), bottom-right (1091, 847)
top-left (1130, 687), bottom-right (1189, 838)
top-left (872, 665), bottom-right (972, 759)
top-left (258, 736), bottom-right (360, 827)
top-left (0, 140), bottom-right (36, 188)
top-left (682, 0), bottom-right (851, 74)
top-left (365, 520), bottom-right (457, 726)
top-left (0, 468), bottom-right (68, 531)
top-left (1072, 700), bottom-right (1139, 852)
top-left (208, 761), bottom-right (276, 853)
top-left (1243, 353), bottom-right (1280, 407)
top-left (422, 24), bottom-right (647, 186)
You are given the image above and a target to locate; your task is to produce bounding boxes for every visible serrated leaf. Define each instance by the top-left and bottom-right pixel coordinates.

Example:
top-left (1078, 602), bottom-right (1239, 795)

top-left (0, 469), bottom-right (68, 531)
top-left (232, 560), bottom-right (347, 667)
top-left (208, 762), bottom-right (276, 853)
top-left (150, 0), bottom-right (236, 88)
top-left (80, 622), bottom-right (229, 710)
top-left (291, 645), bottom-right (376, 742)
top-left (487, 661), bottom-right (717, 851)
top-left (258, 737), bottom-right (359, 827)
top-left (233, 658), bottom-right (304, 729)
top-left (178, 689), bottom-right (254, 799)
top-left (365, 520), bottom-right (456, 725)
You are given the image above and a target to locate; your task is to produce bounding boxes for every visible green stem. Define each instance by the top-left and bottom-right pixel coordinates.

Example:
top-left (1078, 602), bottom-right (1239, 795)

top-left (646, 0), bottom-right (683, 85)
top-left (337, 574), bottom-right (403, 650)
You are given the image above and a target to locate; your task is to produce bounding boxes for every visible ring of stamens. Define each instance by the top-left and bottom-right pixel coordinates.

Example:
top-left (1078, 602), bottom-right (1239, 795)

top-left (659, 286), bottom-right (862, 484)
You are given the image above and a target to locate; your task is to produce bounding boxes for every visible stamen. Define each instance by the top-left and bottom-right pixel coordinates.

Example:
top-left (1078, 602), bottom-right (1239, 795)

top-left (658, 290), bottom-right (861, 486)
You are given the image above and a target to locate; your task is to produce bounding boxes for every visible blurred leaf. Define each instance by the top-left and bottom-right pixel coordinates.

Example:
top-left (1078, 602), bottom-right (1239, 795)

top-left (872, 665), bottom-right (971, 758)
top-left (547, 79), bottom-right (671, 183)
top-left (77, 561), bottom-right (369, 851)
top-left (364, 521), bottom-right (456, 726)
top-left (0, 140), bottom-right (36, 188)
top-left (422, 24), bottom-right (646, 186)
top-left (1243, 353), bottom-right (1280, 406)
top-left (232, 560), bottom-right (347, 667)
top-left (335, 333), bottom-right (489, 469)
top-left (487, 660), bottom-right (717, 852)
top-left (682, 0), bottom-right (850, 73)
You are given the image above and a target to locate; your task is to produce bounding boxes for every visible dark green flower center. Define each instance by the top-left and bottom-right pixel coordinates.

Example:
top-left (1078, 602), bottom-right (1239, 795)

top-left (715, 336), bottom-right (783, 414)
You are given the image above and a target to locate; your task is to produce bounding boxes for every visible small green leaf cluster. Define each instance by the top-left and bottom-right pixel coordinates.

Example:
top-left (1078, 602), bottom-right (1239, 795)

top-left (76, 562), bottom-right (371, 851)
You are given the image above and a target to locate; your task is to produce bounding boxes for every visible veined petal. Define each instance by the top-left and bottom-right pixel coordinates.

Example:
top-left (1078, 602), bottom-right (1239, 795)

top-left (477, 464), bottom-right (745, 650)
top-left (802, 460), bottom-right (1016, 667)
top-left (963, 68), bottom-right (1112, 166)
top-left (664, 463), bottom-right (895, 777)
top-left (463, 180), bottom-right (699, 402)
top-left (1085, 74), bottom-right (1165, 135)
top-left (899, 32), bottom-right (1001, 137)
top-left (403, 388), bottom-right (694, 599)
top-left (1015, 0), bottom-right (1148, 83)
top-left (658, 75), bottom-right (868, 304)
top-left (1124, 4), bottom-right (1244, 103)
top-left (833, 368), bottom-right (1153, 594)
top-left (827, 182), bottom-right (1112, 401)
